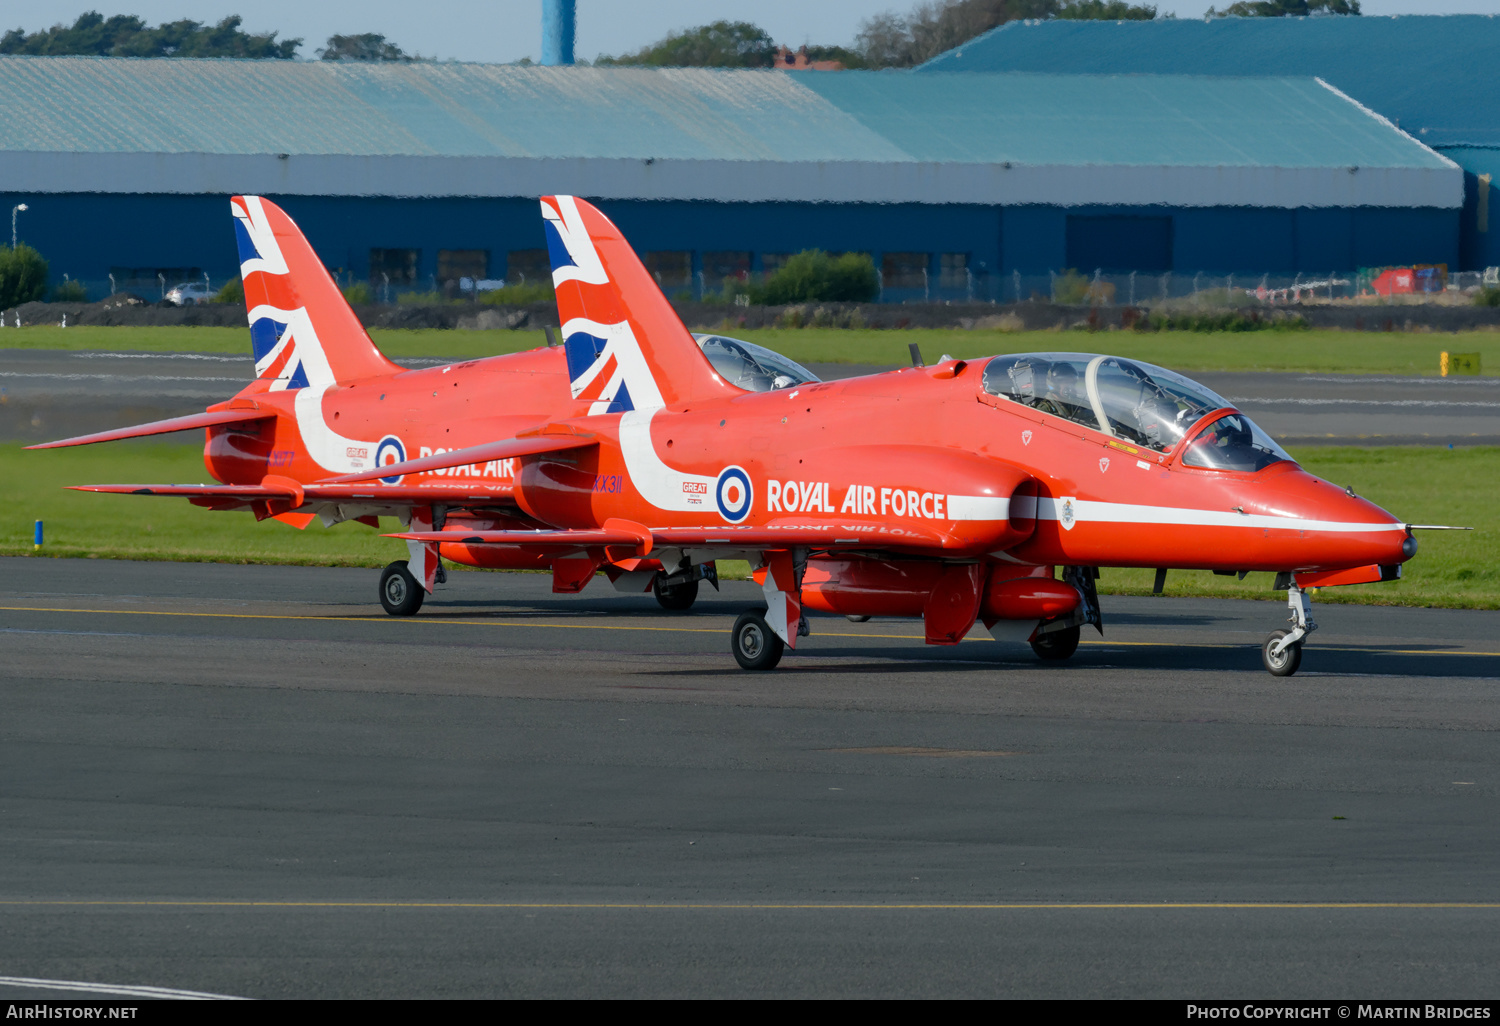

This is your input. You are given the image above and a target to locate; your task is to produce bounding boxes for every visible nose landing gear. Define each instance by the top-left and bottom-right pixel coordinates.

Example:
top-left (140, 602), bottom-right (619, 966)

top-left (1263, 583), bottom-right (1316, 677)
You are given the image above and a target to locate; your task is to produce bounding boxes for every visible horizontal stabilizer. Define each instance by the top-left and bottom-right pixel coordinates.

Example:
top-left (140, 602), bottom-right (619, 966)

top-left (27, 409), bottom-right (276, 450)
top-left (326, 430), bottom-right (597, 483)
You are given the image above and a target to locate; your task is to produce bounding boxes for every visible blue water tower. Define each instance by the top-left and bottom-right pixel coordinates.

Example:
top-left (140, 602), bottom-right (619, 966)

top-left (541, 0), bottom-right (575, 66)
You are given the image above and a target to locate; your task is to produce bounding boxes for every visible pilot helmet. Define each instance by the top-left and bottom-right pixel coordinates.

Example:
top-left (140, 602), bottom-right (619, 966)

top-left (1046, 361), bottom-right (1079, 395)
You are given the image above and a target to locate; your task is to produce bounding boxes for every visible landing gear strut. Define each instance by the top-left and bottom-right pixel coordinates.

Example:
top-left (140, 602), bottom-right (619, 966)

top-left (1263, 583), bottom-right (1315, 677)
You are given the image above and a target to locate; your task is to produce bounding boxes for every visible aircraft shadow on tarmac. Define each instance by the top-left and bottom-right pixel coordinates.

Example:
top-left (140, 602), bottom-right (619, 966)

top-left (405, 599), bottom-right (1500, 679)
top-left (635, 642), bottom-right (1500, 679)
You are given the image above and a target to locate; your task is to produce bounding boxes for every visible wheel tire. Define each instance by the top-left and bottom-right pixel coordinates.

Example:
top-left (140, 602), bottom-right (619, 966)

top-left (1262, 629), bottom-right (1302, 677)
top-left (1031, 624), bottom-right (1081, 661)
top-left (653, 573), bottom-right (699, 611)
top-left (380, 560), bottom-right (424, 617)
top-left (844, 614), bottom-right (871, 623)
top-left (731, 609), bottom-right (784, 671)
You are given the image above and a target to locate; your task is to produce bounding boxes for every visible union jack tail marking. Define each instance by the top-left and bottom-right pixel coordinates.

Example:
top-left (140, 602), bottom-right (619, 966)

top-left (231, 196), bottom-right (399, 392)
top-left (542, 196), bottom-right (736, 415)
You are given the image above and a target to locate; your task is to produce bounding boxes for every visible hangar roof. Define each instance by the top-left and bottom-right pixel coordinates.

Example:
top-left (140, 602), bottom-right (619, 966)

top-left (0, 56), bottom-right (1458, 208)
top-left (918, 14), bottom-right (1500, 150)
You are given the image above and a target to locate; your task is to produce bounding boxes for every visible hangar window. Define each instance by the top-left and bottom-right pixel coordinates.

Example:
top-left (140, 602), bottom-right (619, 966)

top-left (882, 252), bottom-right (929, 289)
top-left (646, 251), bottom-right (692, 289)
top-left (1065, 216), bottom-right (1173, 273)
top-left (939, 253), bottom-right (969, 288)
top-left (369, 248), bottom-right (418, 284)
top-left (438, 249), bottom-right (488, 285)
top-left (704, 250), bottom-right (751, 282)
top-left (506, 249), bottom-right (549, 285)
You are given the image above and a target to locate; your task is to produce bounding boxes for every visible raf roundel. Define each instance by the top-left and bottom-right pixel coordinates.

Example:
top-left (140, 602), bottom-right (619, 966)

top-left (375, 435), bottom-right (406, 485)
top-left (715, 465), bottom-right (753, 523)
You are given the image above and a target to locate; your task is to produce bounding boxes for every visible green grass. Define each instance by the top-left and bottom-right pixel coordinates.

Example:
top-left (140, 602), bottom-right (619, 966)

top-left (2, 443), bottom-right (1494, 608)
top-left (0, 325), bottom-right (550, 360)
top-left (1101, 446), bottom-right (1499, 609)
top-left (3, 324), bottom-right (1498, 376)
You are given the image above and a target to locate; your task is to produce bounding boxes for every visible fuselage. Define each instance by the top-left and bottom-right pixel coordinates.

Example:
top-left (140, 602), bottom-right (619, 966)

top-left (204, 344), bottom-right (1411, 577)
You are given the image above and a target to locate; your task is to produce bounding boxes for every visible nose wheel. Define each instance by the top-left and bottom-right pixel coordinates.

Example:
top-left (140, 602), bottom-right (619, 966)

top-left (1263, 584), bottom-right (1315, 677)
top-left (1262, 630), bottom-right (1302, 676)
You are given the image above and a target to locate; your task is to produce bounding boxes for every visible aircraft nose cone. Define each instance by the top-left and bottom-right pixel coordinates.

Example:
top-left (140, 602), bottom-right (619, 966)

top-left (1262, 468), bottom-right (1410, 567)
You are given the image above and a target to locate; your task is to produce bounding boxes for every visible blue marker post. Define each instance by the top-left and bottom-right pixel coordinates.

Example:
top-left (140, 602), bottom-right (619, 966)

top-left (34, 520), bottom-right (42, 550)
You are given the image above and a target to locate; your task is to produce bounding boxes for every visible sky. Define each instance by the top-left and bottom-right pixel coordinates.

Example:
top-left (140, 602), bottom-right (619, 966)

top-left (8, 0), bottom-right (1500, 63)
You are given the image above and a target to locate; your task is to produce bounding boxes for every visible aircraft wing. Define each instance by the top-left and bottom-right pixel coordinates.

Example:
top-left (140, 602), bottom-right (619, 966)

top-left (326, 428), bottom-right (597, 483)
top-left (394, 519), bottom-right (957, 554)
top-left (26, 409), bottom-right (277, 449)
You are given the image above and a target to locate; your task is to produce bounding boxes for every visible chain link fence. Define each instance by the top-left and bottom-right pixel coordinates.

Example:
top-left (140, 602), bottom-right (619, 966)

top-left (35, 264), bottom-right (1500, 310)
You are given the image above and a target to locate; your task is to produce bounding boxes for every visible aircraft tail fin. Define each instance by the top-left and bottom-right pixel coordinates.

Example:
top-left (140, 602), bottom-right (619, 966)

top-left (542, 195), bottom-right (736, 414)
top-left (231, 195), bottom-right (401, 393)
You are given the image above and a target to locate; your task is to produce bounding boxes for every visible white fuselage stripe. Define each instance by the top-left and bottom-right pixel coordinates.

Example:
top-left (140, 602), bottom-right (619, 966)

top-left (1016, 495), bottom-right (1403, 534)
top-left (947, 495), bottom-right (1010, 521)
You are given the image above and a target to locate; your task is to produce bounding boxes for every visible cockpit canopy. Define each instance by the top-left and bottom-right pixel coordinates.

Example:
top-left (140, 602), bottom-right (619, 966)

top-left (982, 352), bottom-right (1292, 472)
top-left (695, 334), bottom-right (820, 393)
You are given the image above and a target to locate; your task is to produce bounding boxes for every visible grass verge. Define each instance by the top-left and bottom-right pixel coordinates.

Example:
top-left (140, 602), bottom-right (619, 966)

top-left (2, 443), bottom-right (1493, 609)
top-left (3, 325), bottom-right (1499, 376)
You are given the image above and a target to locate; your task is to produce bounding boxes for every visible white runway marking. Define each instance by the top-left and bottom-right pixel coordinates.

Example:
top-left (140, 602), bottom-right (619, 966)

top-left (0, 975), bottom-right (245, 1000)
top-left (0, 372), bottom-right (246, 384)
top-left (1296, 375), bottom-right (1500, 387)
top-left (70, 352), bottom-right (250, 363)
top-left (1230, 396), bottom-right (1500, 409)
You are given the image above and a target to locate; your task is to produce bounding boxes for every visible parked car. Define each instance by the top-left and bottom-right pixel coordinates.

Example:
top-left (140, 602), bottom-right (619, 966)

top-left (164, 282), bottom-right (215, 306)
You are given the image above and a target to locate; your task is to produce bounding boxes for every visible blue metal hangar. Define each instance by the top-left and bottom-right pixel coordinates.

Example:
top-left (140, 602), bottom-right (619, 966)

top-left (0, 54), bottom-right (1461, 297)
top-left (921, 13), bottom-right (1498, 272)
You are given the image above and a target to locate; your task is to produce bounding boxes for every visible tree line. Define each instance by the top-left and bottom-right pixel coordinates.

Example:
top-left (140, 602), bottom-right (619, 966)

top-left (3, 1), bottom-right (1359, 66)
top-left (600, 0), bottom-right (1360, 70)
top-left (0, 11), bottom-right (410, 61)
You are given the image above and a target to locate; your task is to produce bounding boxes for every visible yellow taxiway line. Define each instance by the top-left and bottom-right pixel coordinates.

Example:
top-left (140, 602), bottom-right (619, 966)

top-left (1, 605), bottom-right (1498, 656)
top-left (1, 900), bottom-right (1499, 911)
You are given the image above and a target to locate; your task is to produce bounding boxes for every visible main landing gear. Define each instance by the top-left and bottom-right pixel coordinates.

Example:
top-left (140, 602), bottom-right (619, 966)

top-left (1263, 583), bottom-right (1316, 677)
top-left (1031, 624), bottom-right (1081, 661)
top-left (653, 573), bottom-right (699, 611)
top-left (379, 560), bottom-right (424, 617)
top-left (731, 609), bottom-right (784, 671)
top-left (652, 562), bottom-right (717, 612)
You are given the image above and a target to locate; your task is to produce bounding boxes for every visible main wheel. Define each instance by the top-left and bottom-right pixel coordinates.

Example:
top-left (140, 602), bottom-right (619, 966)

top-left (380, 560), bottom-right (424, 617)
top-left (653, 573), bottom-right (699, 611)
top-left (1262, 629), bottom-right (1302, 677)
top-left (1031, 624), bottom-right (1081, 661)
top-left (731, 609), bottom-right (784, 671)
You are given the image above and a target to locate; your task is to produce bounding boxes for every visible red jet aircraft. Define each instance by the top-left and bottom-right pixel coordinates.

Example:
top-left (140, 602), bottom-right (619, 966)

top-left (34, 195), bottom-right (1430, 676)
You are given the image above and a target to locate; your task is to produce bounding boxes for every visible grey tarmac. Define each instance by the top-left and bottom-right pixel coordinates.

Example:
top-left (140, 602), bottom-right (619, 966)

top-left (0, 557), bottom-right (1498, 998)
